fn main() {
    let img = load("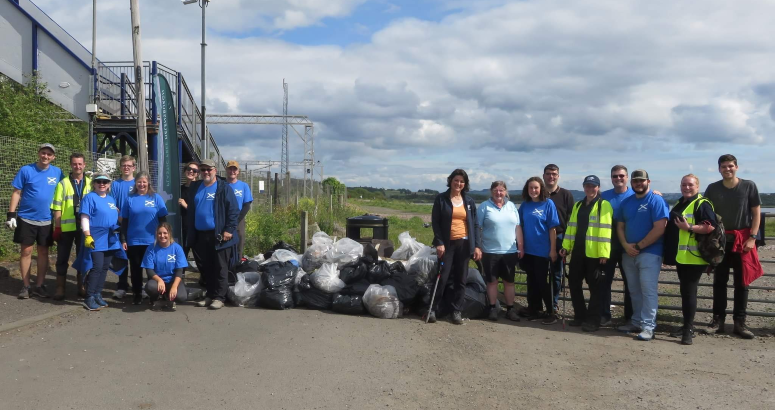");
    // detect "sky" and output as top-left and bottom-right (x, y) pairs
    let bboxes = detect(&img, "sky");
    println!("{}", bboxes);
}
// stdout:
(32, 0), (775, 193)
